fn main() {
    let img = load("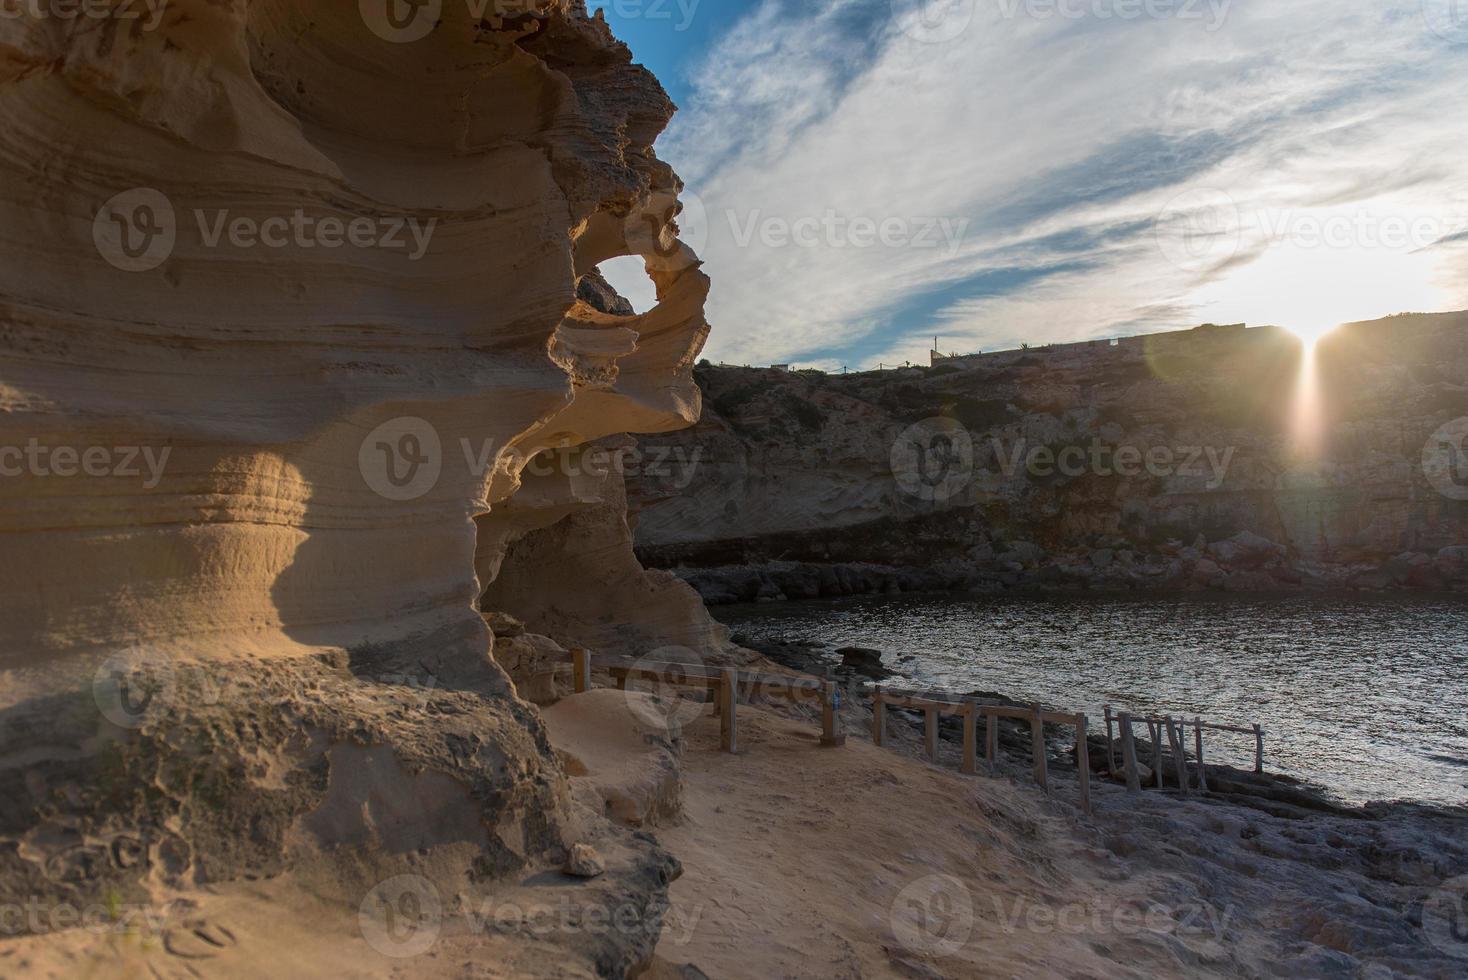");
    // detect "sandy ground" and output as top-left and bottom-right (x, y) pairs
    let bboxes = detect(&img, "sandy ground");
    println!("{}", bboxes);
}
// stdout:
(7, 689), (1464, 979)
(548, 697), (1243, 980)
